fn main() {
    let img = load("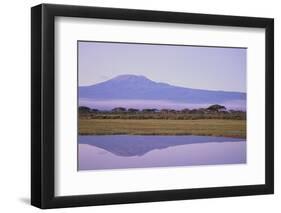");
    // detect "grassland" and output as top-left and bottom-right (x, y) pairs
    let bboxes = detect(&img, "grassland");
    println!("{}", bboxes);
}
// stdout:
(79, 119), (246, 138)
